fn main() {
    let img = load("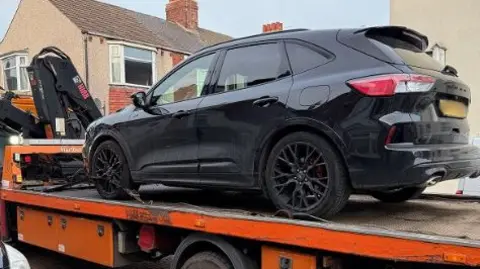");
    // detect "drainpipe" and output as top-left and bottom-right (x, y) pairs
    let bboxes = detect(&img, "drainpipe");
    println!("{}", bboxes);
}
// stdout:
(82, 32), (90, 88)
